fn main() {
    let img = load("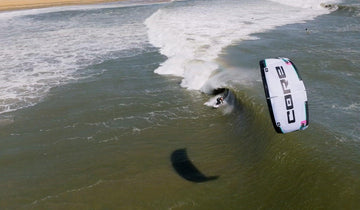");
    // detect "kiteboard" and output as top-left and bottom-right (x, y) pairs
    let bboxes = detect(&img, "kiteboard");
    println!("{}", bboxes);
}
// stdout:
(259, 57), (309, 134)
